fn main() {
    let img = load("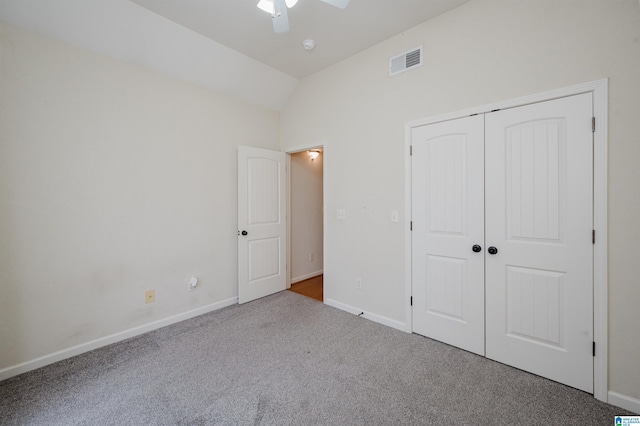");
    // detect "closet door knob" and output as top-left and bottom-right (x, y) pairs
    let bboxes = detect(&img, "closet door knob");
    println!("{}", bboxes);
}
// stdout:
(488, 246), (498, 255)
(472, 245), (482, 253)
(240, 230), (248, 236)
